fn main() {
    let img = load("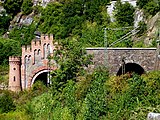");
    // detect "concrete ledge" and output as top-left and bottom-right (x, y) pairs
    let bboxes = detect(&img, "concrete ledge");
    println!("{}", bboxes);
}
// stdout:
(86, 47), (157, 50)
